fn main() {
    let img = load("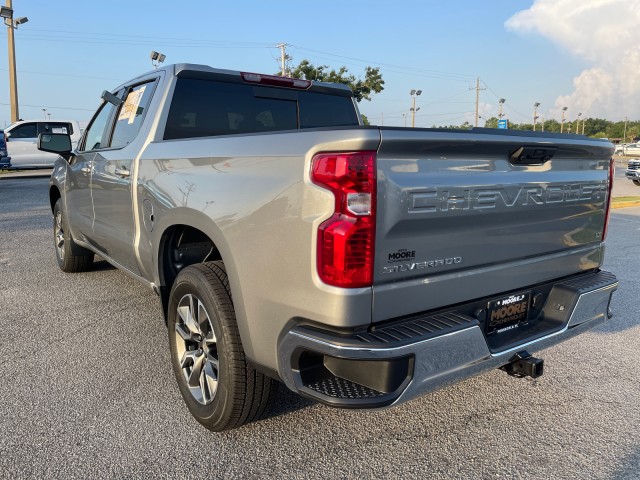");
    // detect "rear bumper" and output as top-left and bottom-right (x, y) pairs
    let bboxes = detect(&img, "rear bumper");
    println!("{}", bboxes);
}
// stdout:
(277, 270), (618, 408)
